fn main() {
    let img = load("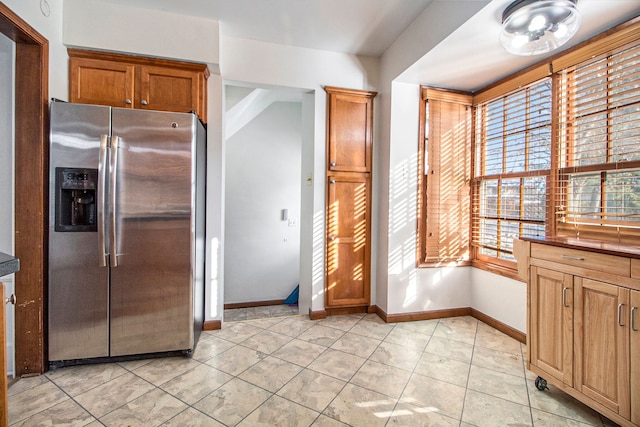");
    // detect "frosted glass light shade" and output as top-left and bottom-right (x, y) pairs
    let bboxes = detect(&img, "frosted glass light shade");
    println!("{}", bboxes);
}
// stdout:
(500, 0), (581, 56)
